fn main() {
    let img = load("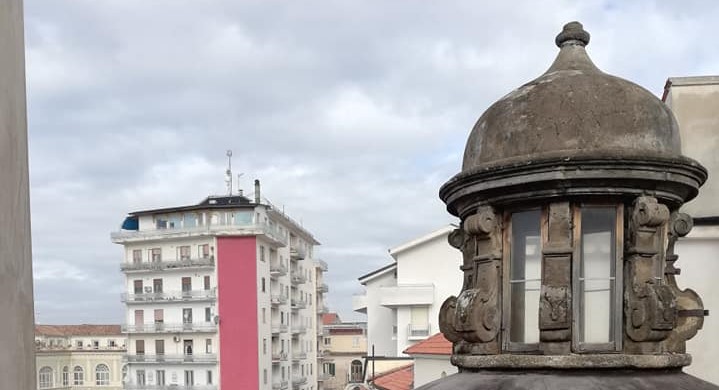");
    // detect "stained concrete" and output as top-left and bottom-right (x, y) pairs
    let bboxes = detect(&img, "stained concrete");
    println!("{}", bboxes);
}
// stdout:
(0, 0), (36, 389)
